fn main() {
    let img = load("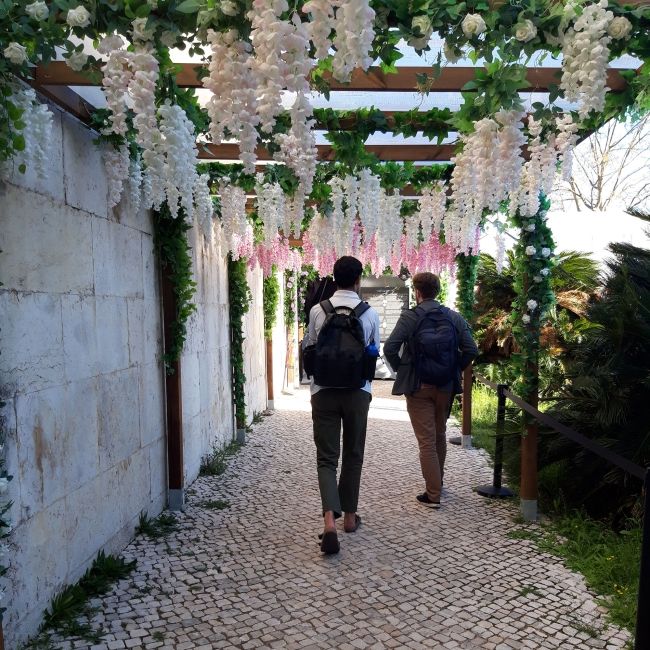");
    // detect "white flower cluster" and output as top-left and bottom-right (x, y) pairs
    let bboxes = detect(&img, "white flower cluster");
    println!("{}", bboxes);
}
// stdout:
(331, 0), (376, 82)
(559, 0), (629, 118)
(418, 182), (447, 238)
(555, 114), (579, 180)
(219, 181), (252, 259)
(3, 87), (53, 179)
(495, 227), (506, 274)
(256, 176), (286, 242)
(204, 30), (260, 173)
(303, 0), (335, 59)
(129, 45), (159, 160)
(357, 168), (382, 240)
(194, 174), (214, 241)
(104, 143), (131, 208)
(150, 102), (200, 218)
(375, 189), (403, 265)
